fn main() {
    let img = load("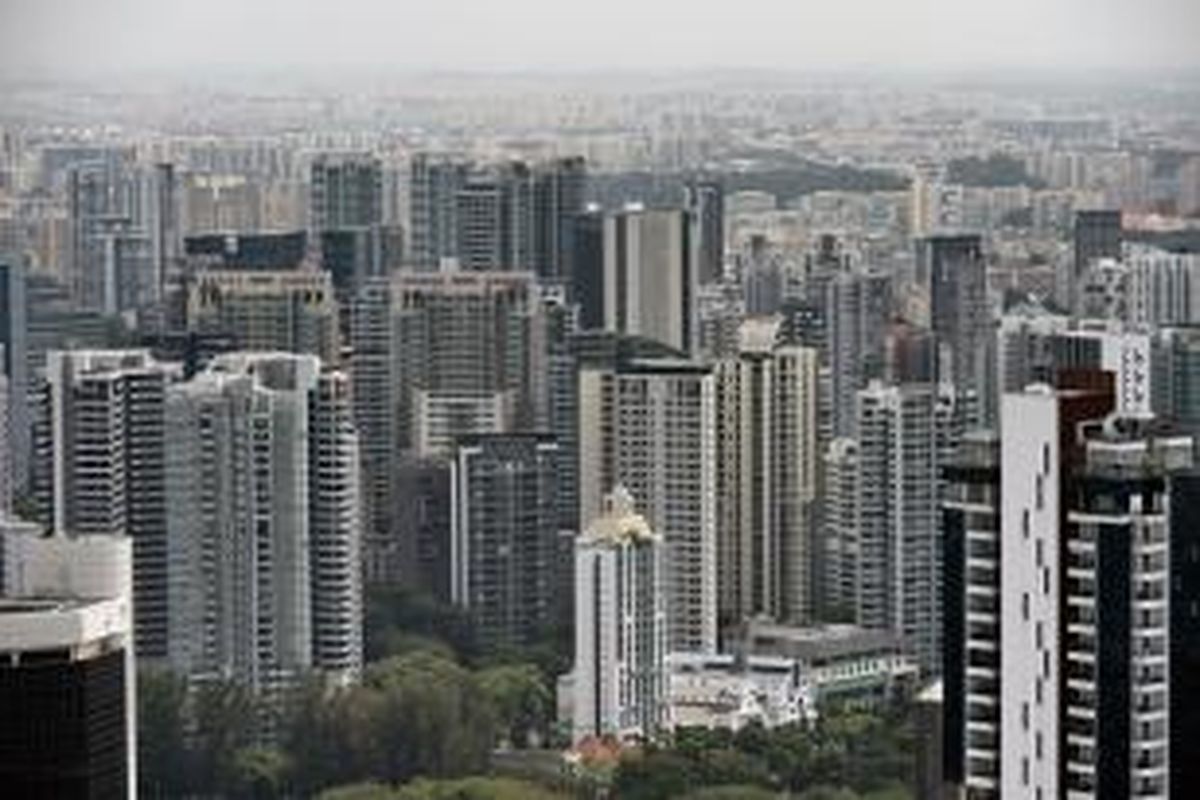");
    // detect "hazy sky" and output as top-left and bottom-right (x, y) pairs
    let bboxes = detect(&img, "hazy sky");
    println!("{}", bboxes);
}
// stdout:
(1, 0), (1198, 79)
